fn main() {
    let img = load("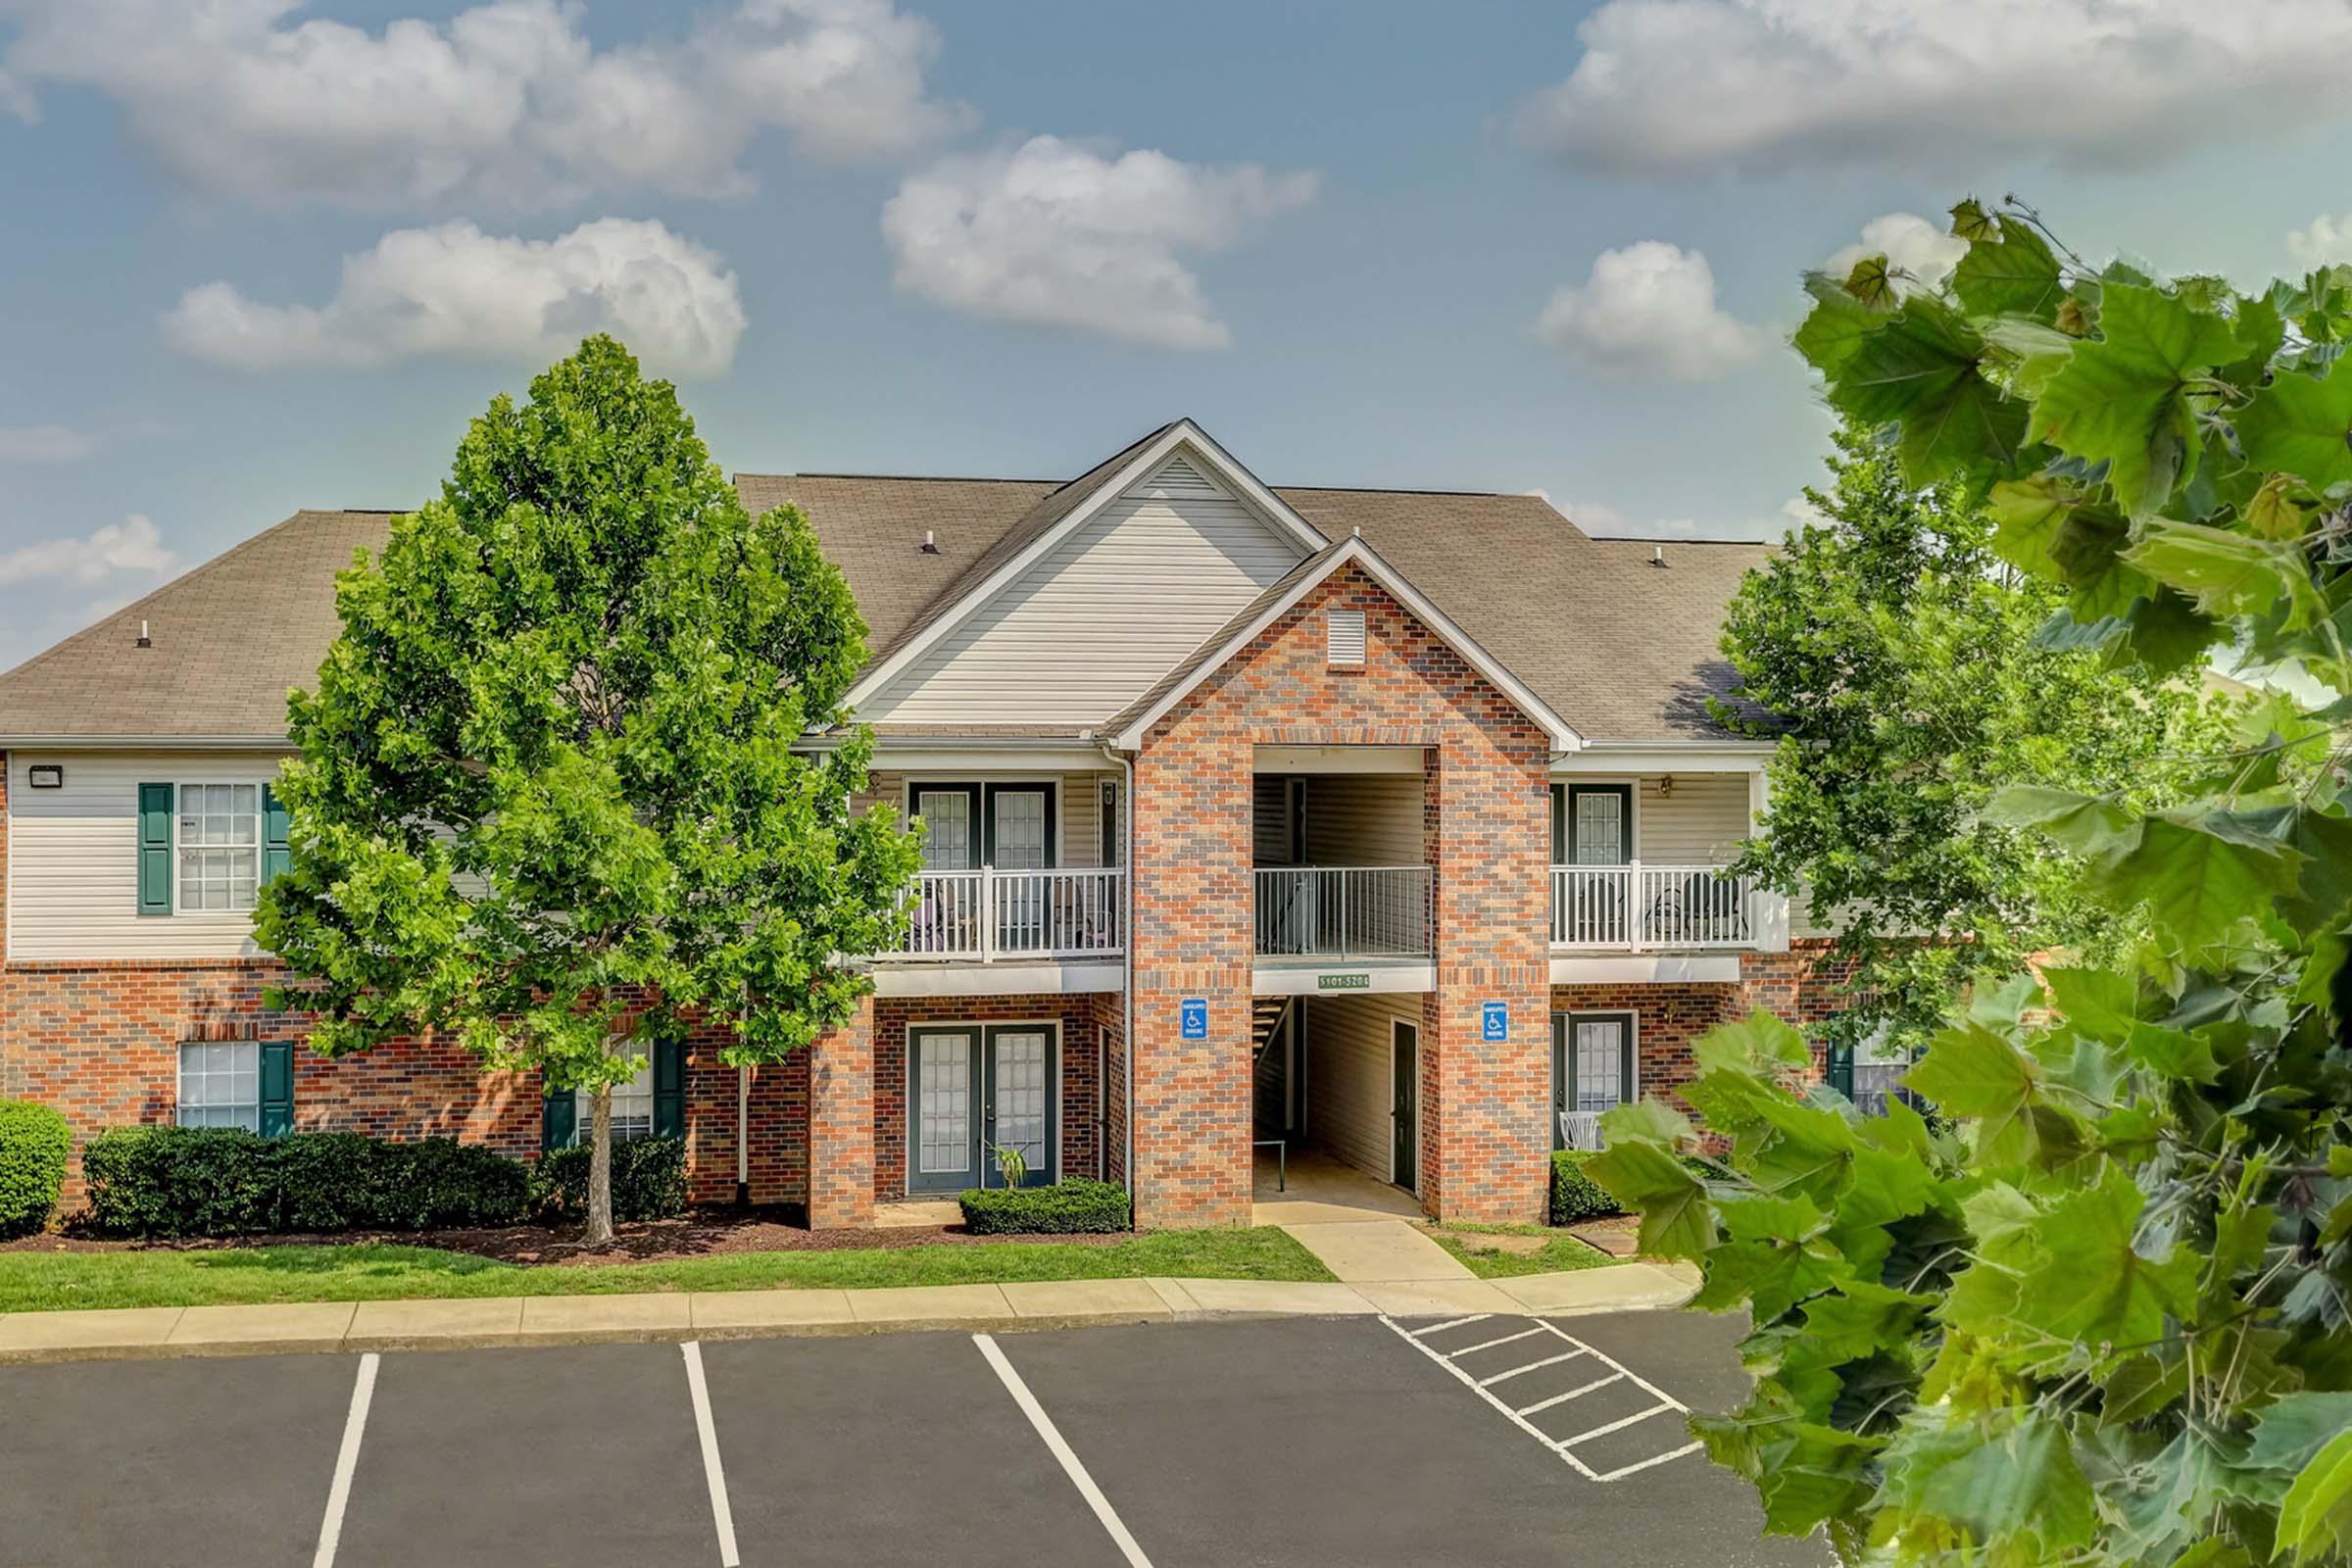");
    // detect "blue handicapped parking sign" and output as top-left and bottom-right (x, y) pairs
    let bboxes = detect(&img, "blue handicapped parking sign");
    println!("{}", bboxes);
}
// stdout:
(1181, 999), (1208, 1040)
(1482, 1001), (1509, 1042)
